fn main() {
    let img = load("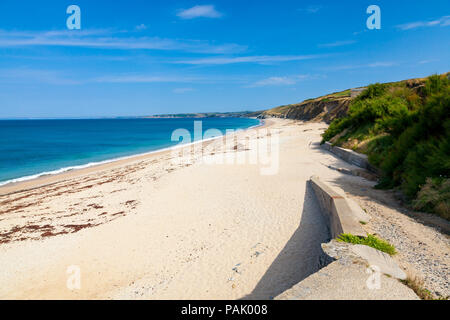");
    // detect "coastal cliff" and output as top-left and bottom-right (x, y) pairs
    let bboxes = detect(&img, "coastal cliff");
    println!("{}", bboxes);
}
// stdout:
(258, 75), (446, 123)
(259, 91), (352, 124)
